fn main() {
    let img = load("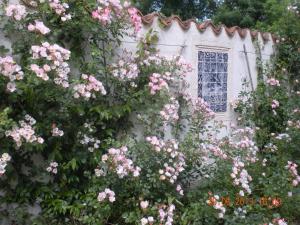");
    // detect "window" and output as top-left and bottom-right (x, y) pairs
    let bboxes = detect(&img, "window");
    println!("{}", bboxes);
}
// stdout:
(198, 50), (228, 112)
